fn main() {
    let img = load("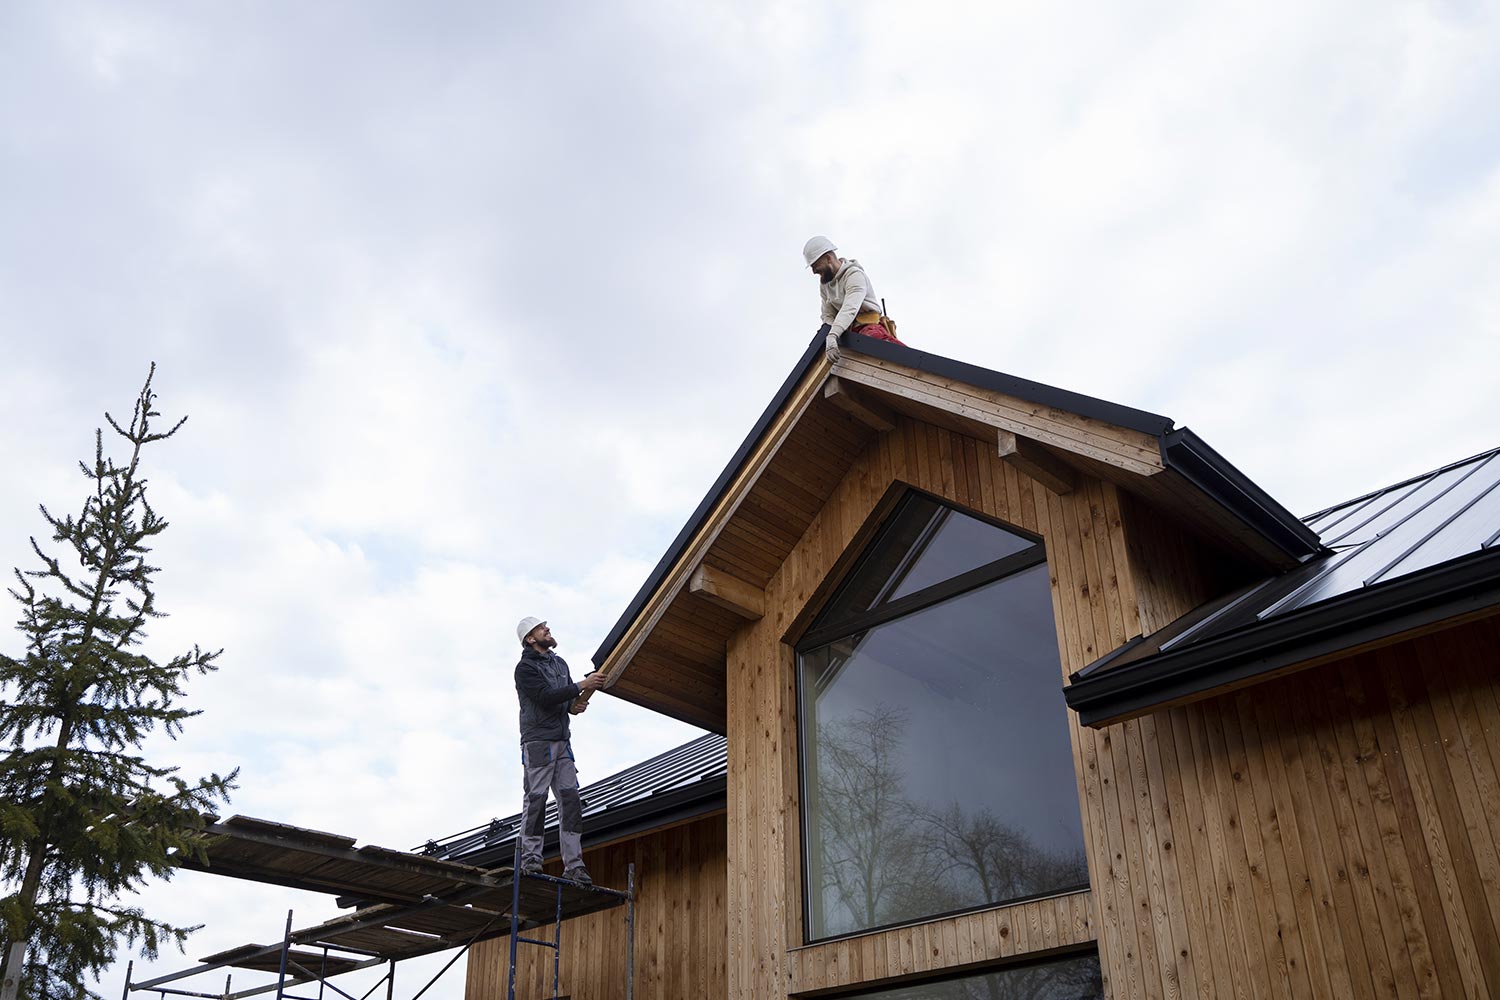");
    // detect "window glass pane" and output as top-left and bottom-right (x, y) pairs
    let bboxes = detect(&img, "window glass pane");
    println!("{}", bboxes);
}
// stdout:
(844, 954), (1104, 998)
(801, 563), (1089, 940)
(817, 494), (1036, 627)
